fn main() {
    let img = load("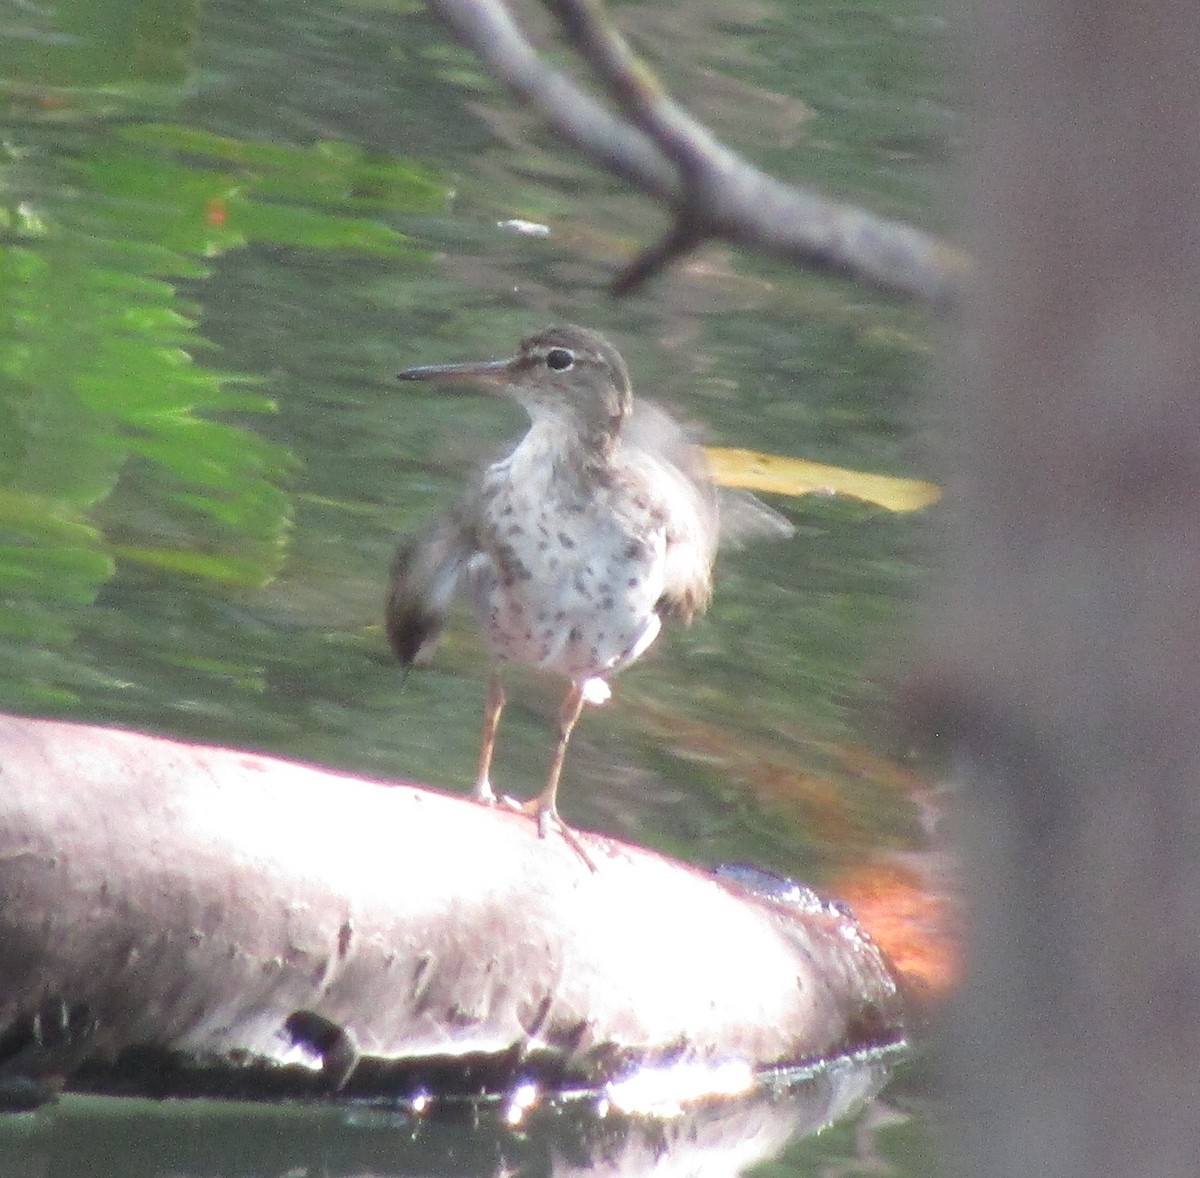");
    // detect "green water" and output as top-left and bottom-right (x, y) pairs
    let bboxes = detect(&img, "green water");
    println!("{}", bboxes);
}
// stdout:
(0, 0), (949, 1171)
